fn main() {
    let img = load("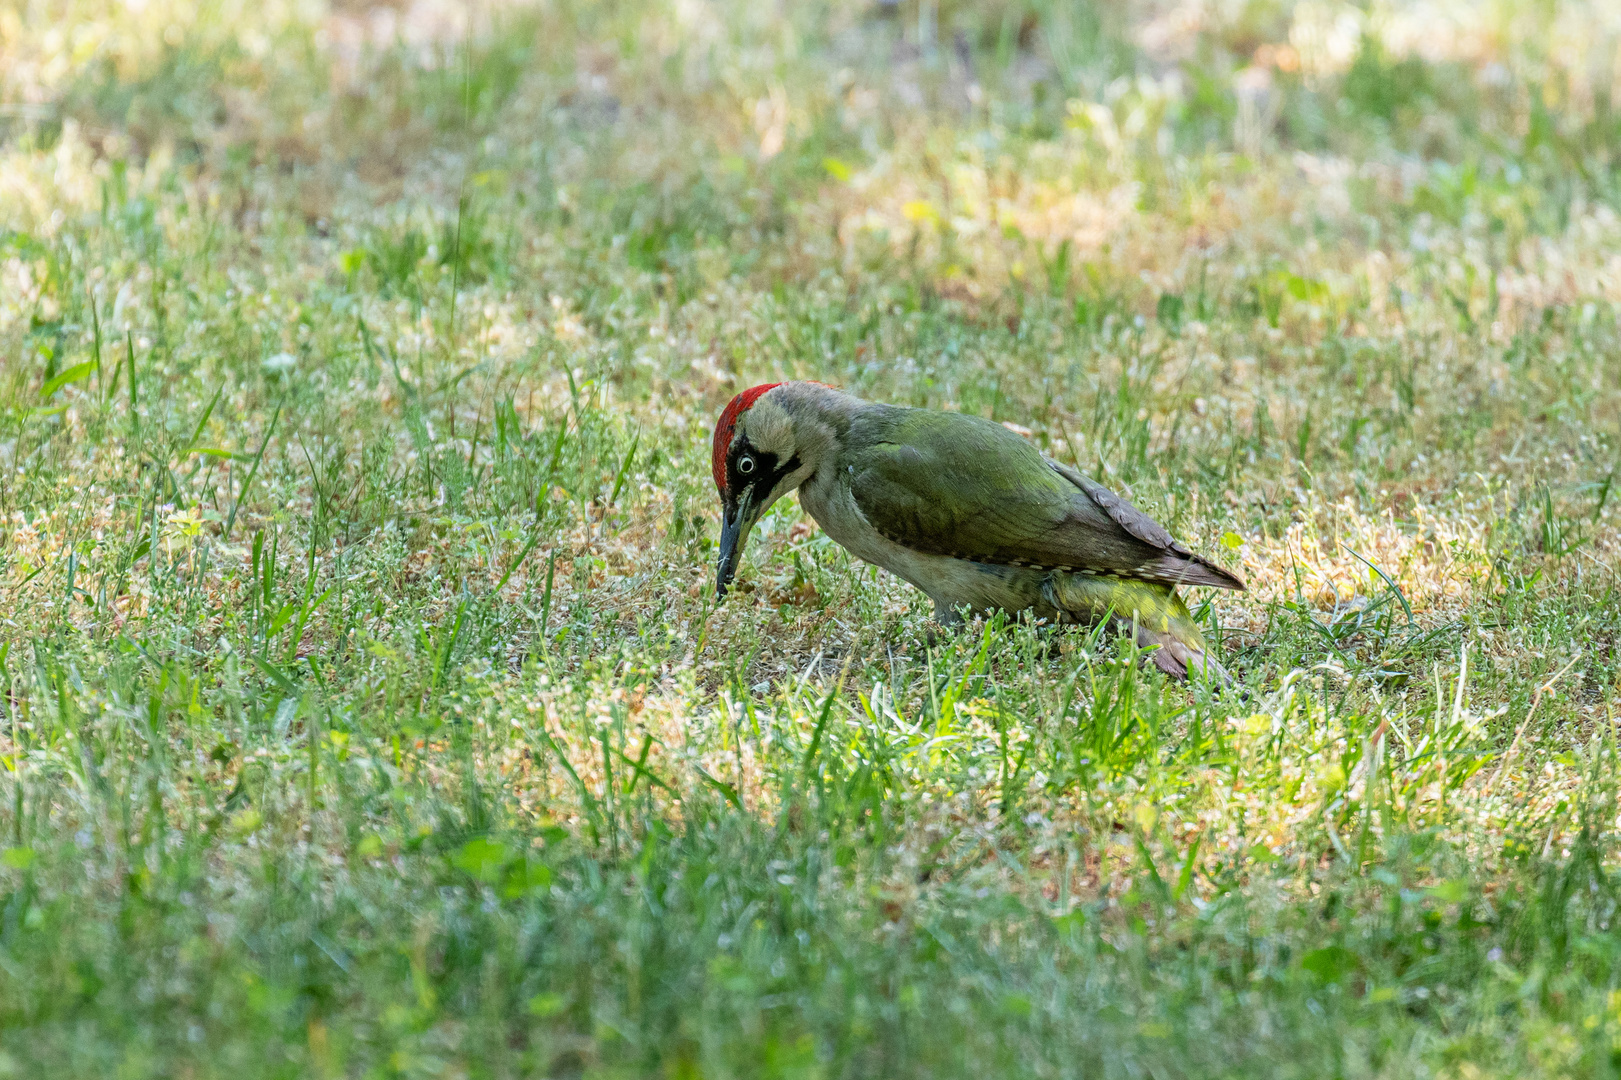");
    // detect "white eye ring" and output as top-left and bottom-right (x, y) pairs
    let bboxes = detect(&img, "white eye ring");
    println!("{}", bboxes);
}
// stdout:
(738, 455), (756, 475)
